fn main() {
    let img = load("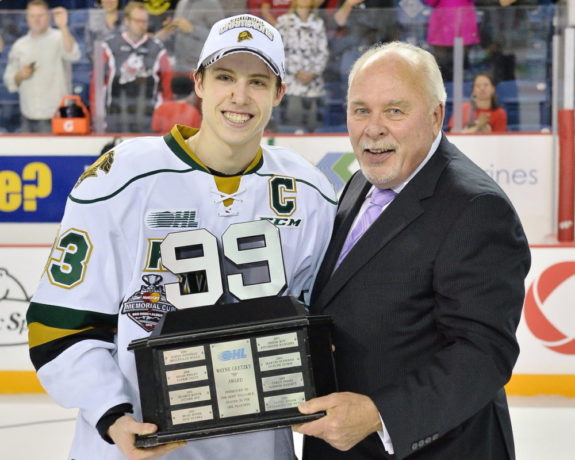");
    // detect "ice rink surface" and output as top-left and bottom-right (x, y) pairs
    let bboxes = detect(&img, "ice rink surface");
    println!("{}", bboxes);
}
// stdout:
(0, 394), (574, 459)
